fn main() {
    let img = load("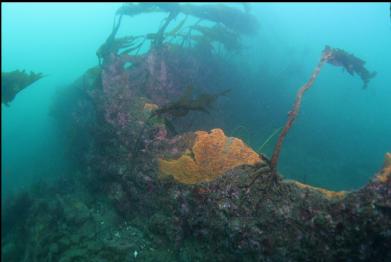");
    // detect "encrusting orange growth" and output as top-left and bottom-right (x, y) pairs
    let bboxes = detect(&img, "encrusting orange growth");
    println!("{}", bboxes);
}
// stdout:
(290, 181), (346, 199)
(159, 128), (263, 184)
(288, 152), (391, 198)
(375, 152), (391, 183)
(143, 102), (159, 112)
